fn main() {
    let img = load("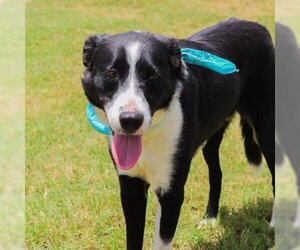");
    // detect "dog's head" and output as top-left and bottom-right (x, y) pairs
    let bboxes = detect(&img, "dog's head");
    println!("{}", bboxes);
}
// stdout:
(81, 31), (185, 169)
(81, 32), (185, 134)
